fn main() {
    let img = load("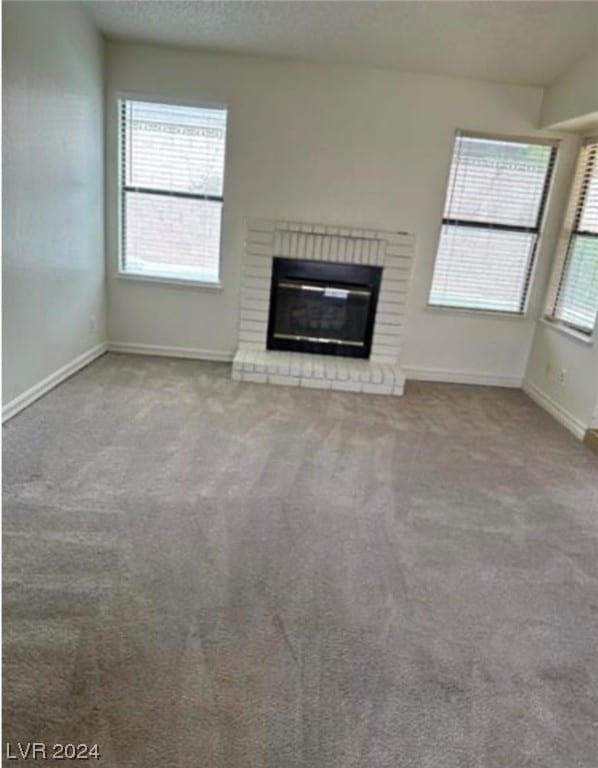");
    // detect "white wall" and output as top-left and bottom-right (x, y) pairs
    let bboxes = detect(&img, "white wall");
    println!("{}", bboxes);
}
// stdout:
(105, 42), (577, 383)
(540, 45), (598, 129)
(526, 40), (598, 437)
(2, 1), (106, 407)
(524, 120), (598, 437)
(525, 323), (598, 437)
